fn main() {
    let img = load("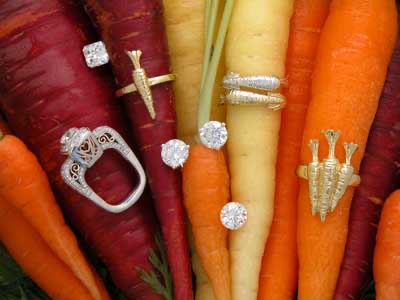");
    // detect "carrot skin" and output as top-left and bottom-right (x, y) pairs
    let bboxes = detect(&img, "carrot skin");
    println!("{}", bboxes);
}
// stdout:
(0, 135), (109, 300)
(0, 1), (161, 299)
(334, 22), (400, 300)
(182, 144), (230, 300)
(82, 2), (193, 299)
(297, 0), (398, 299)
(258, 1), (330, 299)
(0, 197), (94, 300)
(373, 190), (400, 300)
